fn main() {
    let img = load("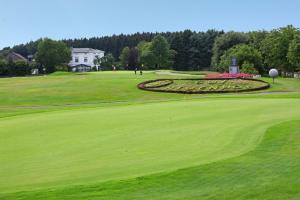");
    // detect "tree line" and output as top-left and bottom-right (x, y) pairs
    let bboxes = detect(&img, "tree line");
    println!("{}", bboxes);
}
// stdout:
(3, 30), (223, 72)
(1, 25), (300, 76)
(212, 25), (300, 74)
